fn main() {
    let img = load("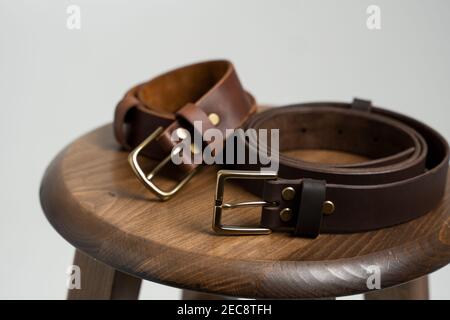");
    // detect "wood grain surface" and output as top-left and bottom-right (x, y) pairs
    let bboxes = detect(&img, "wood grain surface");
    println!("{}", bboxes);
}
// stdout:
(364, 276), (429, 300)
(40, 124), (450, 299)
